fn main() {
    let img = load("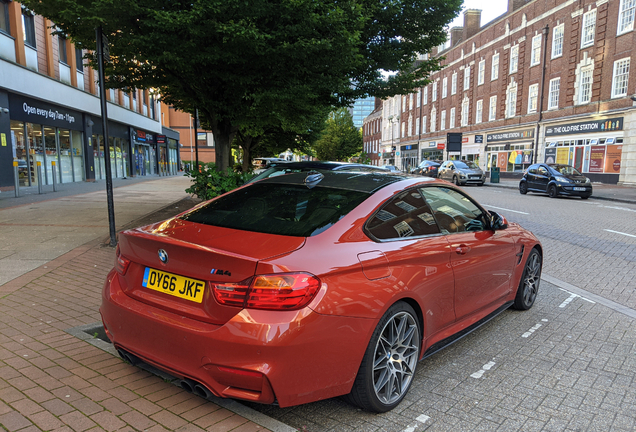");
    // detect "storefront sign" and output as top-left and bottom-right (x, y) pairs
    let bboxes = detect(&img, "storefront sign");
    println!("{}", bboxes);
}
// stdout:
(556, 147), (569, 165)
(487, 129), (534, 142)
(475, 135), (483, 143)
(136, 130), (147, 142)
(589, 146), (605, 173)
(544, 148), (556, 164)
(462, 137), (469, 143)
(429, 142), (436, 147)
(156, 135), (166, 144)
(400, 144), (416, 151)
(604, 145), (622, 173)
(8, 94), (83, 130)
(437, 143), (445, 150)
(545, 118), (623, 136)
